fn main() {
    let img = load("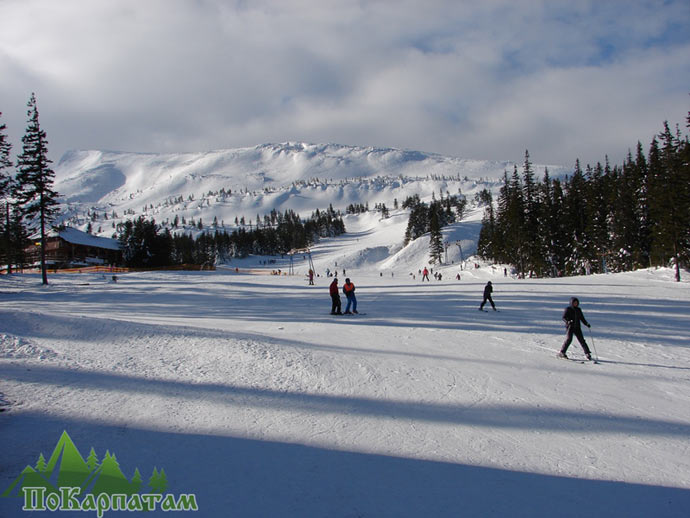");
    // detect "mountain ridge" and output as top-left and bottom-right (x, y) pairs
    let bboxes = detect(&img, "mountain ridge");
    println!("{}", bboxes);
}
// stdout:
(52, 142), (568, 267)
